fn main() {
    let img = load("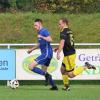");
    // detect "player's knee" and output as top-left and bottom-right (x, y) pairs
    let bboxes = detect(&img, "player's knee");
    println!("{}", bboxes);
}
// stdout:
(60, 67), (66, 74)
(28, 61), (37, 70)
(28, 64), (34, 70)
(67, 72), (75, 78)
(68, 75), (74, 78)
(68, 74), (74, 78)
(60, 68), (64, 74)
